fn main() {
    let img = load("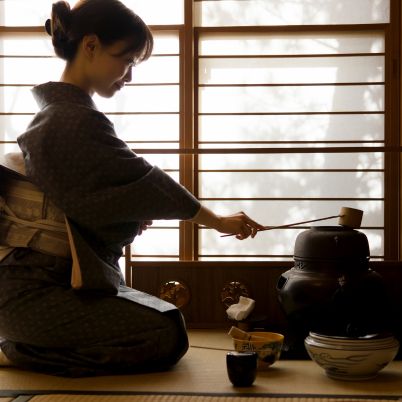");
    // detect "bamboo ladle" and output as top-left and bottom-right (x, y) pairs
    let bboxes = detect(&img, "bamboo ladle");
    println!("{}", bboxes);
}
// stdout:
(221, 207), (363, 237)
